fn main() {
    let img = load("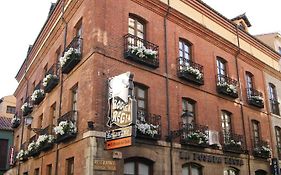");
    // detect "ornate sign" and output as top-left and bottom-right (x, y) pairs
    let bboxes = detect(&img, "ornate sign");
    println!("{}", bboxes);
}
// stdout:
(93, 160), (116, 171)
(106, 126), (133, 141)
